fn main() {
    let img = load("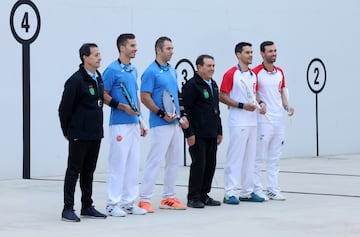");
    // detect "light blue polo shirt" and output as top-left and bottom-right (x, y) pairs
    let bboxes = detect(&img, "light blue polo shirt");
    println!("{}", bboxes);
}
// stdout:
(103, 60), (139, 125)
(140, 61), (180, 128)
